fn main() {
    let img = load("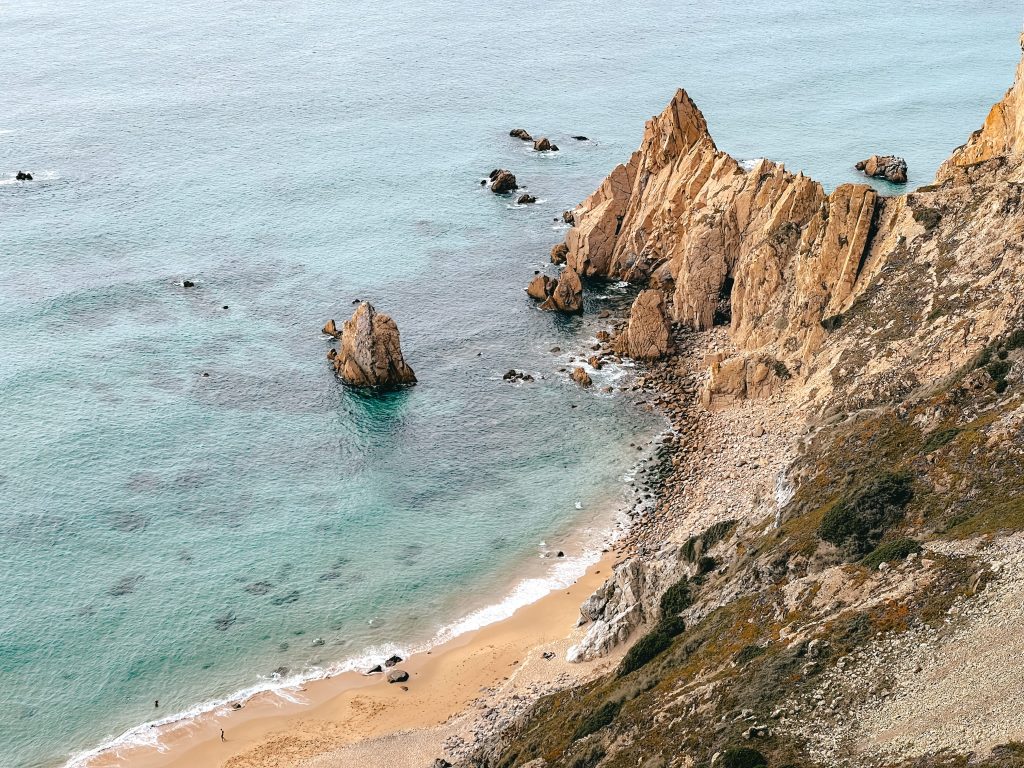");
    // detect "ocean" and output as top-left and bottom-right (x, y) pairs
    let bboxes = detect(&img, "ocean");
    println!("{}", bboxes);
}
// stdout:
(1, 1), (1020, 766)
